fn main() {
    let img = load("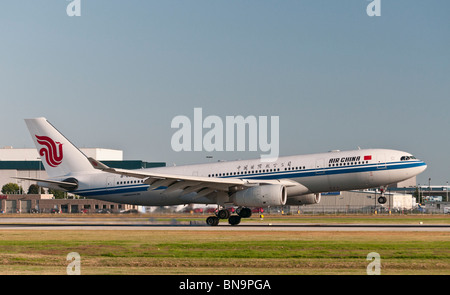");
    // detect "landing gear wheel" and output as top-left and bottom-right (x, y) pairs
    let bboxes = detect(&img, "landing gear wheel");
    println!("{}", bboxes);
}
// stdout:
(378, 196), (387, 204)
(228, 215), (241, 226)
(206, 216), (219, 226)
(237, 207), (252, 218)
(217, 209), (230, 219)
